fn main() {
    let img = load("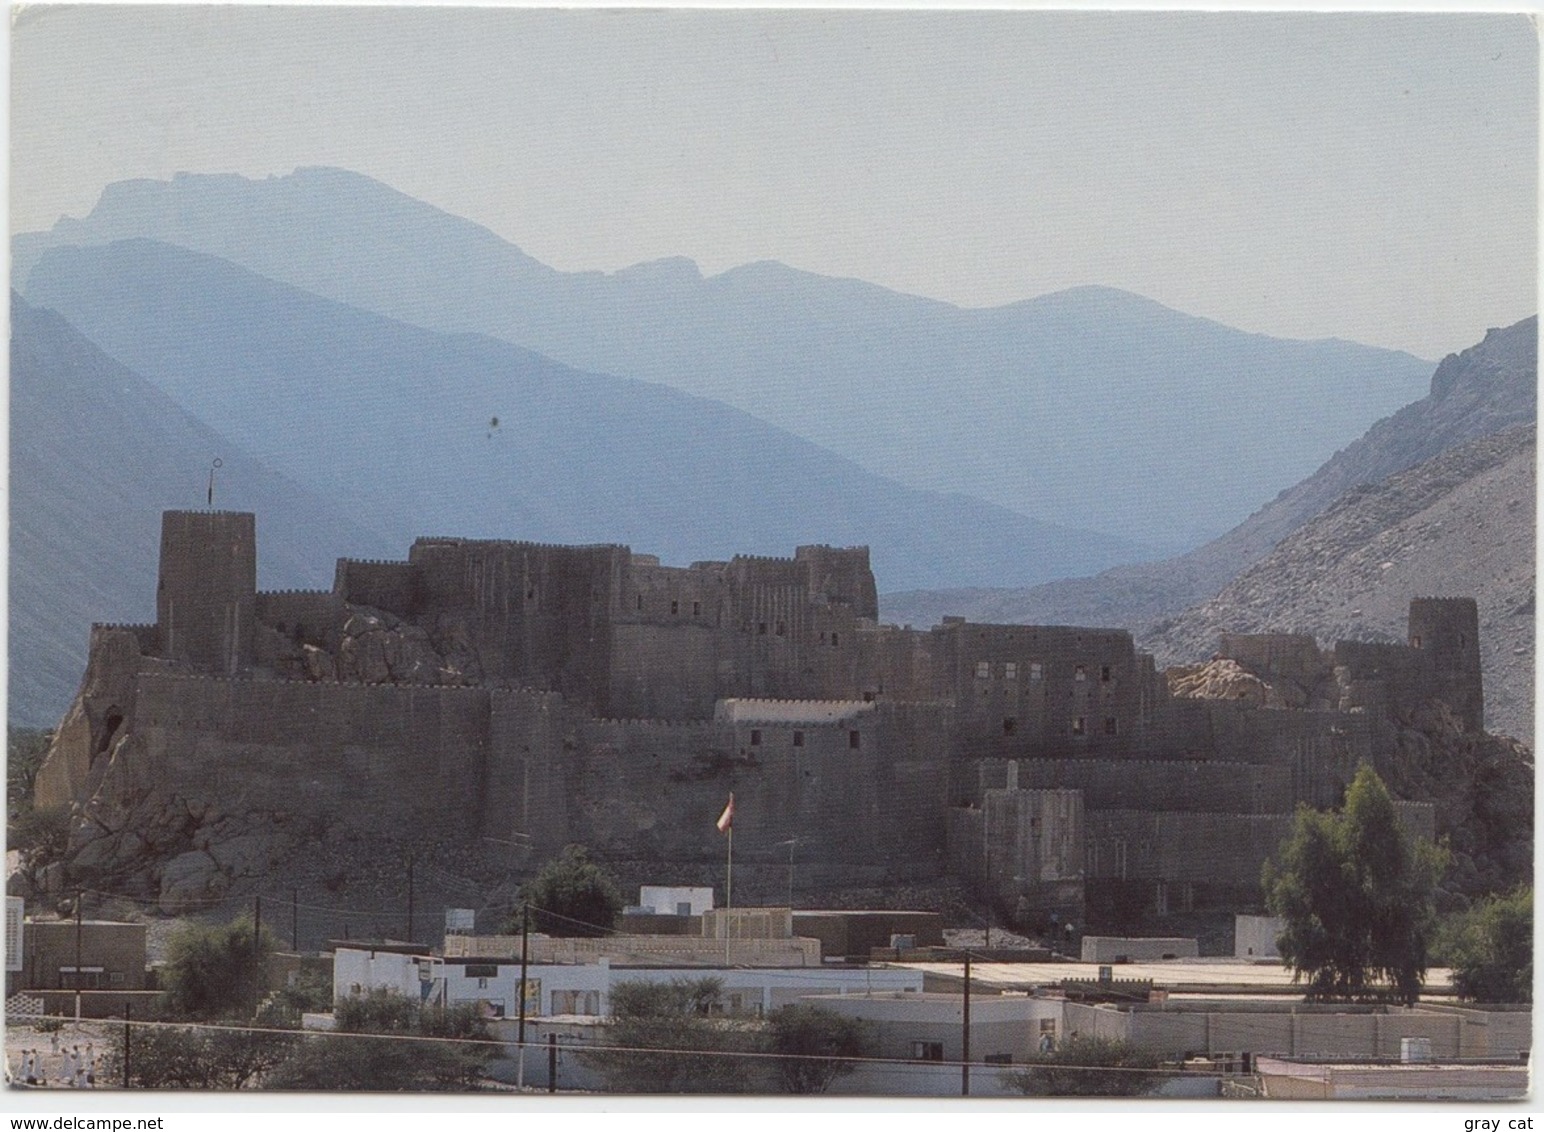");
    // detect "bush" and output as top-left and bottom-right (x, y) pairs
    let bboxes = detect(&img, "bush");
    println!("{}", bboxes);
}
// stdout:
(584, 977), (768, 1094)
(161, 916), (278, 1020)
(1003, 1035), (1161, 1097)
(265, 990), (492, 1091)
(767, 1003), (872, 1094)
